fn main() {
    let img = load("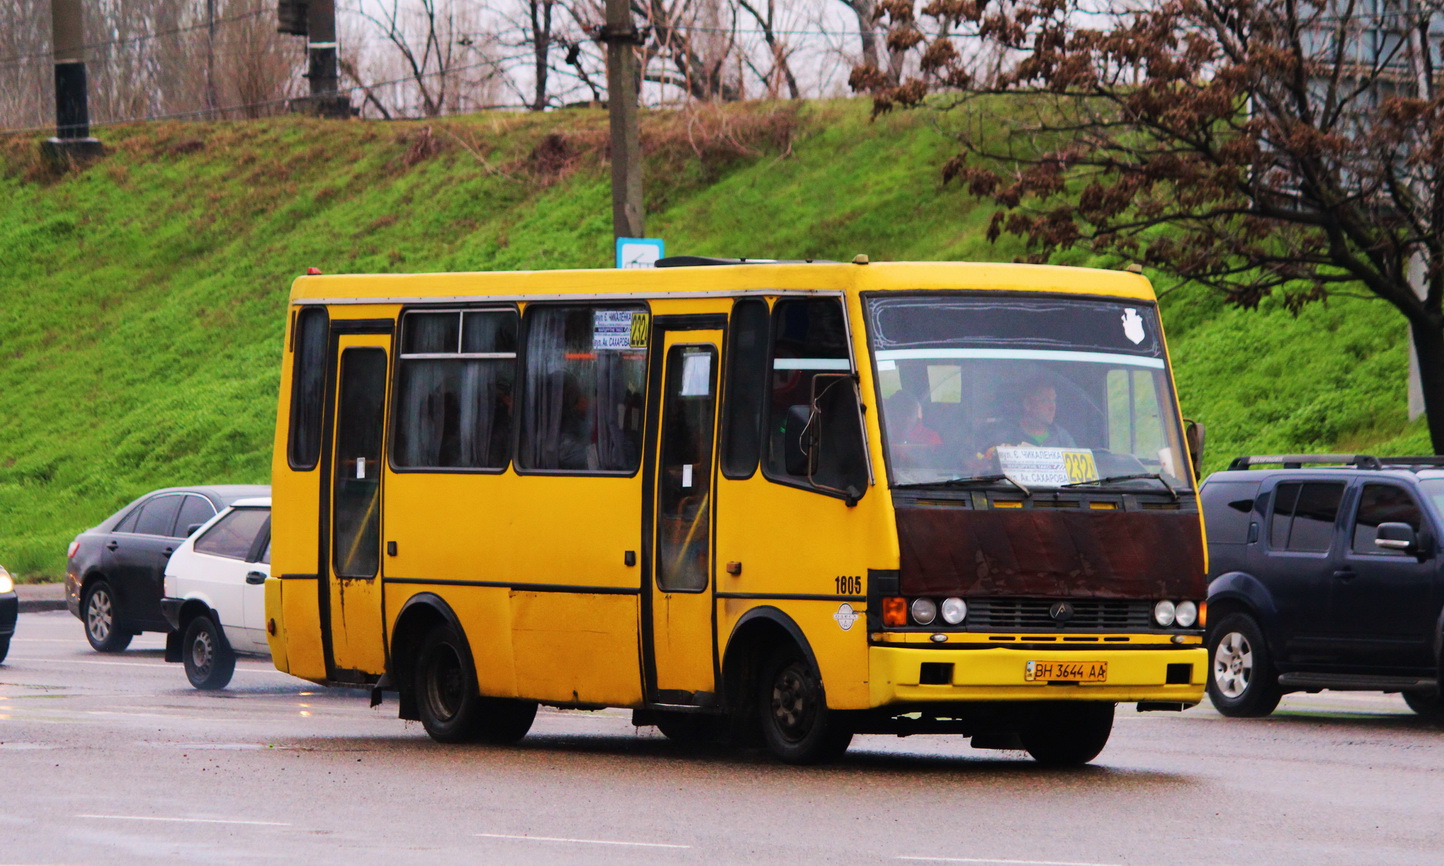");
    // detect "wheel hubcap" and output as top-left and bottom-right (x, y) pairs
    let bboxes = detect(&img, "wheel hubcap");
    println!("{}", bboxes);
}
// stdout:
(424, 646), (464, 722)
(770, 663), (816, 742)
(1213, 631), (1253, 699)
(86, 591), (112, 641)
(191, 630), (213, 676)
